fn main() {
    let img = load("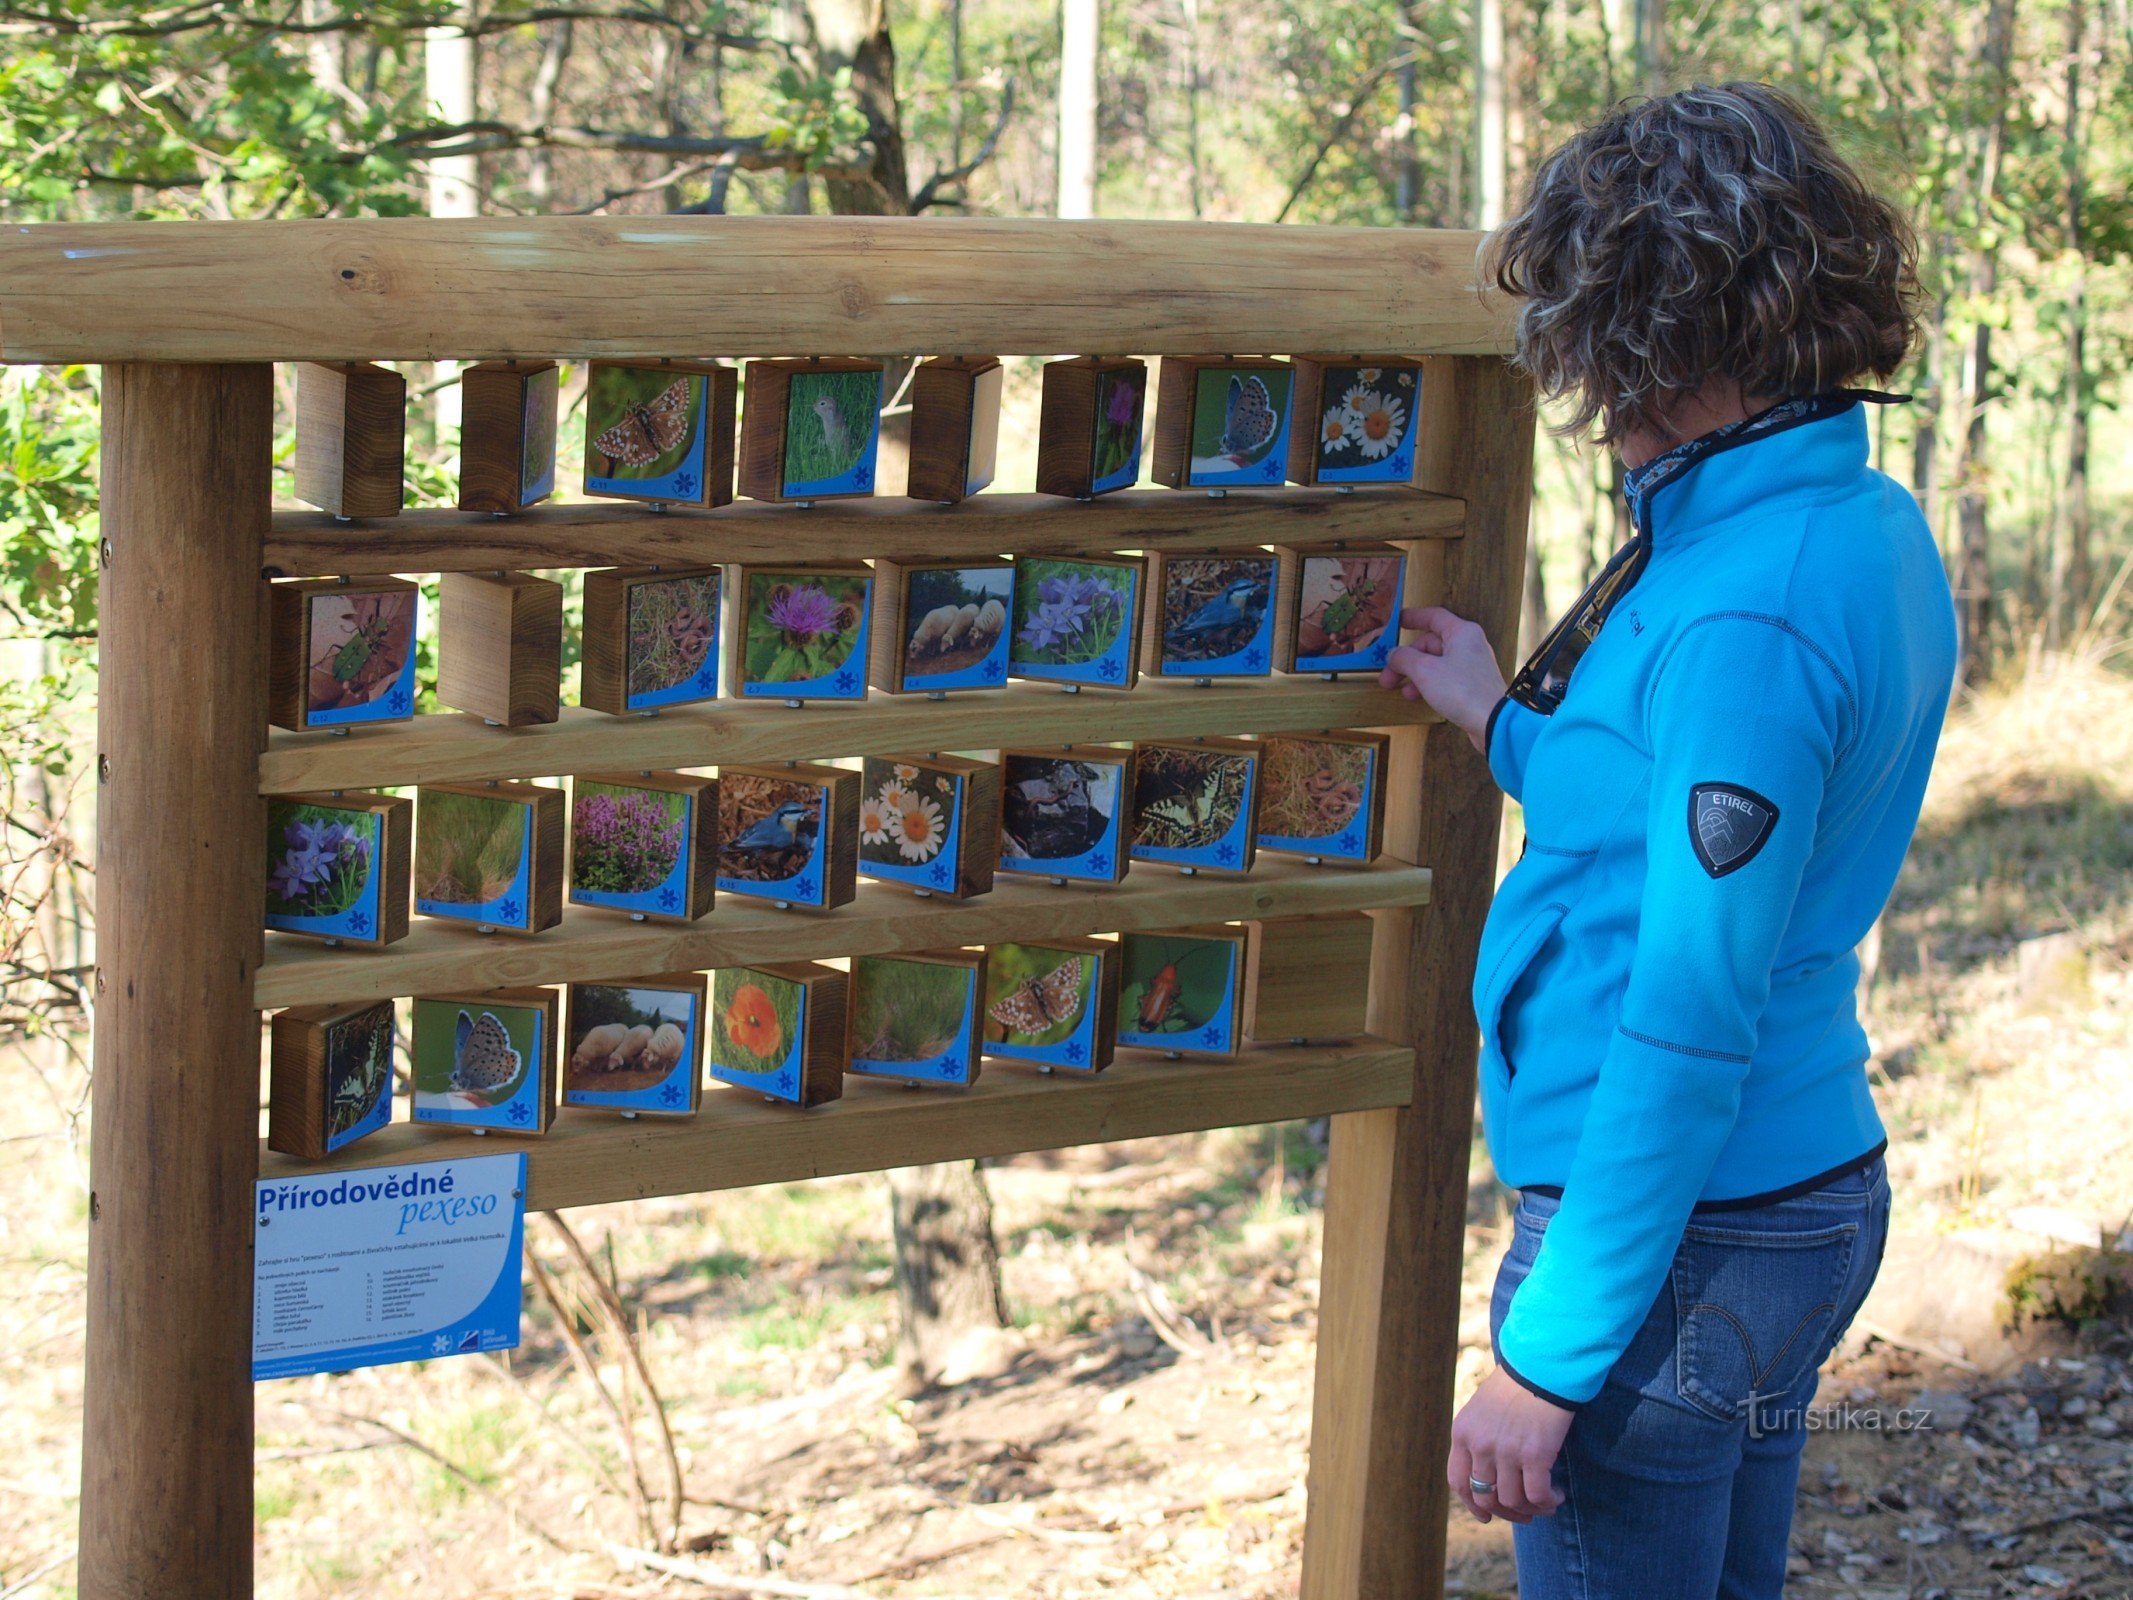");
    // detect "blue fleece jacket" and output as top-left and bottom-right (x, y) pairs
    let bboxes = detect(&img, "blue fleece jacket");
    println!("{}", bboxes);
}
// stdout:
(1479, 401), (1956, 1408)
